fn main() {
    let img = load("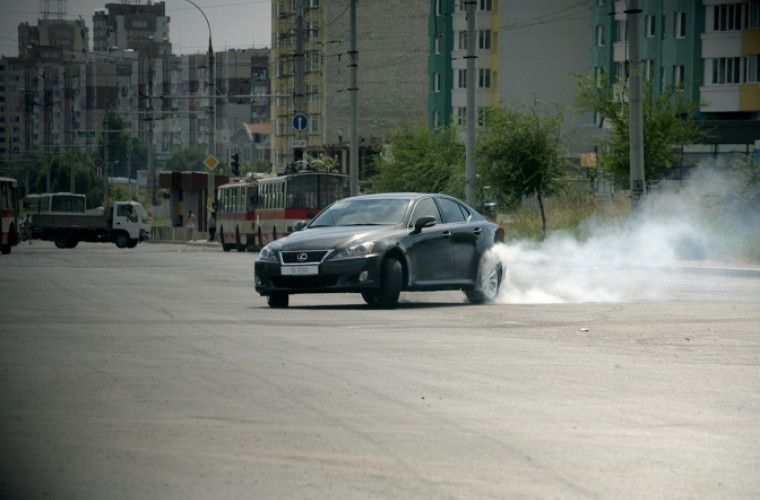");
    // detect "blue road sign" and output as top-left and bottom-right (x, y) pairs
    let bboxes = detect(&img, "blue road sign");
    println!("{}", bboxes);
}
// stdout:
(293, 113), (309, 131)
